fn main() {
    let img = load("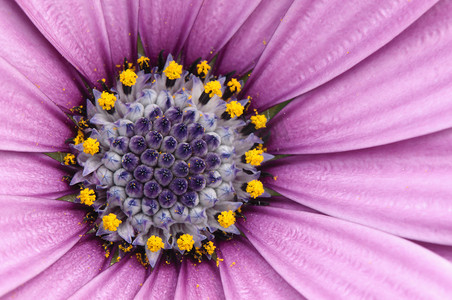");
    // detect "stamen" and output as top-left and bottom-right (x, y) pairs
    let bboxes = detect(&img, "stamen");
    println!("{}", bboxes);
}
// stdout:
(147, 235), (164, 252)
(196, 60), (210, 78)
(177, 234), (194, 251)
(77, 188), (96, 206)
(227, 78), (241, 93)
(217, 210), (236, 228)
(203, 241), (216, 255)
(245, 148), (264, 166)
(225, 101), (244, 118)
(246, 180), (264, 199)
(137, 56), (150, 68)
(82, 138), (99, 155)
(250, 110), (267, 129)
(204, 81), (222, 98)
(119, 69), (138, 87)
(163, 61), (183, 80)
(74, 130), (84, 145)
(63, 153), (76, 165)
(98, 91), (117, 110)
(102, 213), (122, 231)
